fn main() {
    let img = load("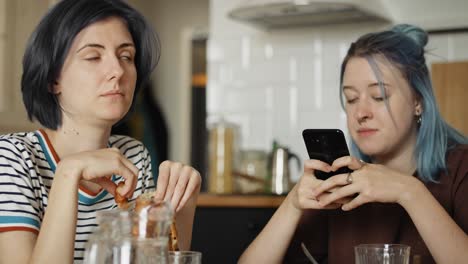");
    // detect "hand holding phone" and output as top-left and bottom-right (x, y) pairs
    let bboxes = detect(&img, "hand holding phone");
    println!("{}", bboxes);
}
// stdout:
(302, 129), (353, 180)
